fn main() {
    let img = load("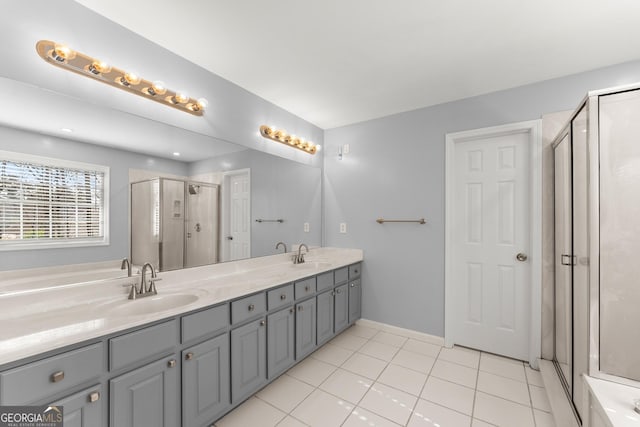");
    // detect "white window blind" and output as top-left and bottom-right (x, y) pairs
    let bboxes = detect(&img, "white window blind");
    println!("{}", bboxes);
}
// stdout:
(0, 152), (109, 249)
